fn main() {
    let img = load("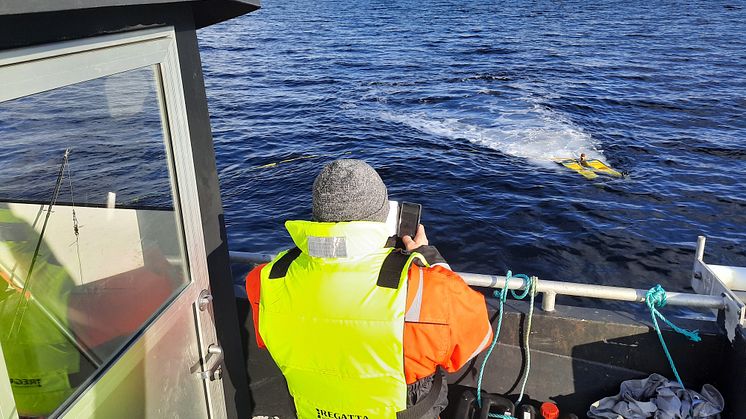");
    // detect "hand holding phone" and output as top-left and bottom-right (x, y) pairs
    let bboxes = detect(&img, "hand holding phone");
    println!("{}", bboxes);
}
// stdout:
(402, 224), (428, 252)
(397, 202), (422, 239)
